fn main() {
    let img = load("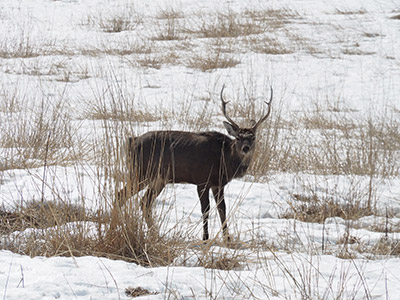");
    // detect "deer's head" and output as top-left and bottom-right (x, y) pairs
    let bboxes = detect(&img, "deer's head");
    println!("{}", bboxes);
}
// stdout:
(220, 85), (273, 157)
